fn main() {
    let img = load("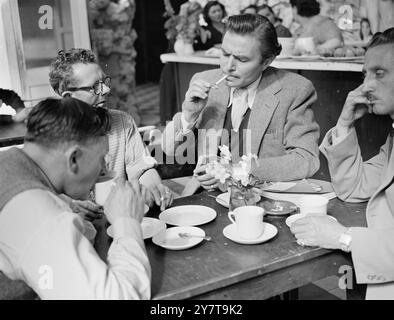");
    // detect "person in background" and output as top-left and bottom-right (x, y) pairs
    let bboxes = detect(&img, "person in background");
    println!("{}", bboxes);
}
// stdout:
(0, 89), (31, 123)
(163, 14), (320, 194)
(359, 18), (373, 45)
(49, 49), (173, 218)
(290, 0), (343, 52)
(291, 28), (394, 300)
(0, 97), (150, 299)
(241, 5), (258, 15)
(195, 1), (227, 51)
(258, 4), (292, 38)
